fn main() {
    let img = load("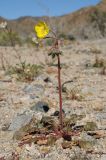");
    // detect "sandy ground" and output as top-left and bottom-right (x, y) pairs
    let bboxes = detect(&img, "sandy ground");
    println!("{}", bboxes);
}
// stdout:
(0, 39), (106, 160)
